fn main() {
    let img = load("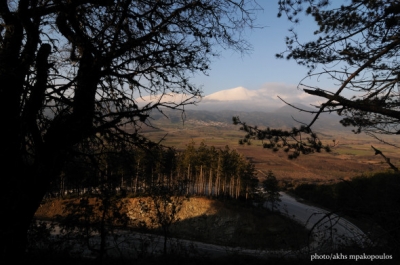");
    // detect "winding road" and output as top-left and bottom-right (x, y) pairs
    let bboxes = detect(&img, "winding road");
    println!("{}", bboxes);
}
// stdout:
(276, 193), (369, 250)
